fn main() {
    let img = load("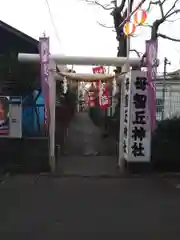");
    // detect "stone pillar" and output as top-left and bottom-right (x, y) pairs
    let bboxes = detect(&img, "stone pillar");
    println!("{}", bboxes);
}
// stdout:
(119, 70), (151, 171)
